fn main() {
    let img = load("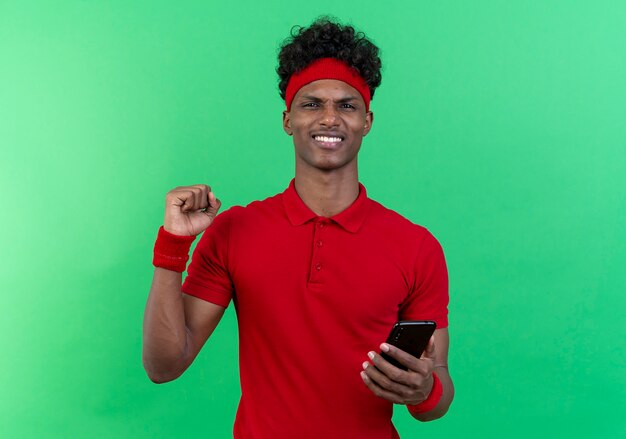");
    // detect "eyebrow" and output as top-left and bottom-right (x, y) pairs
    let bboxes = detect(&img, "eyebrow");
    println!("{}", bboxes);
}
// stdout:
(299, 94), (359, 103)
